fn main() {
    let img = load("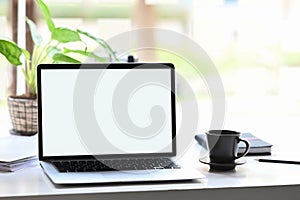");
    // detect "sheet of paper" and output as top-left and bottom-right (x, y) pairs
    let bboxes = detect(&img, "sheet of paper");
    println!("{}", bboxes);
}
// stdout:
(0, 135), (37, 162)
